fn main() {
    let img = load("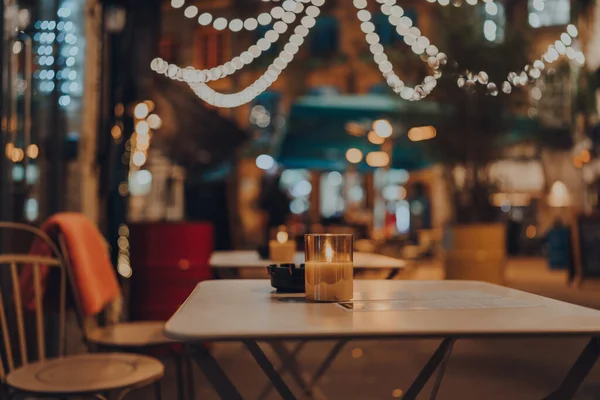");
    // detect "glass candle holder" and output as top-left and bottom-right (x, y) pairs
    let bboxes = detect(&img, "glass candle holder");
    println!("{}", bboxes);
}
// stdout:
(269, 226), (296, 263)
(305, 234), (353, 302)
